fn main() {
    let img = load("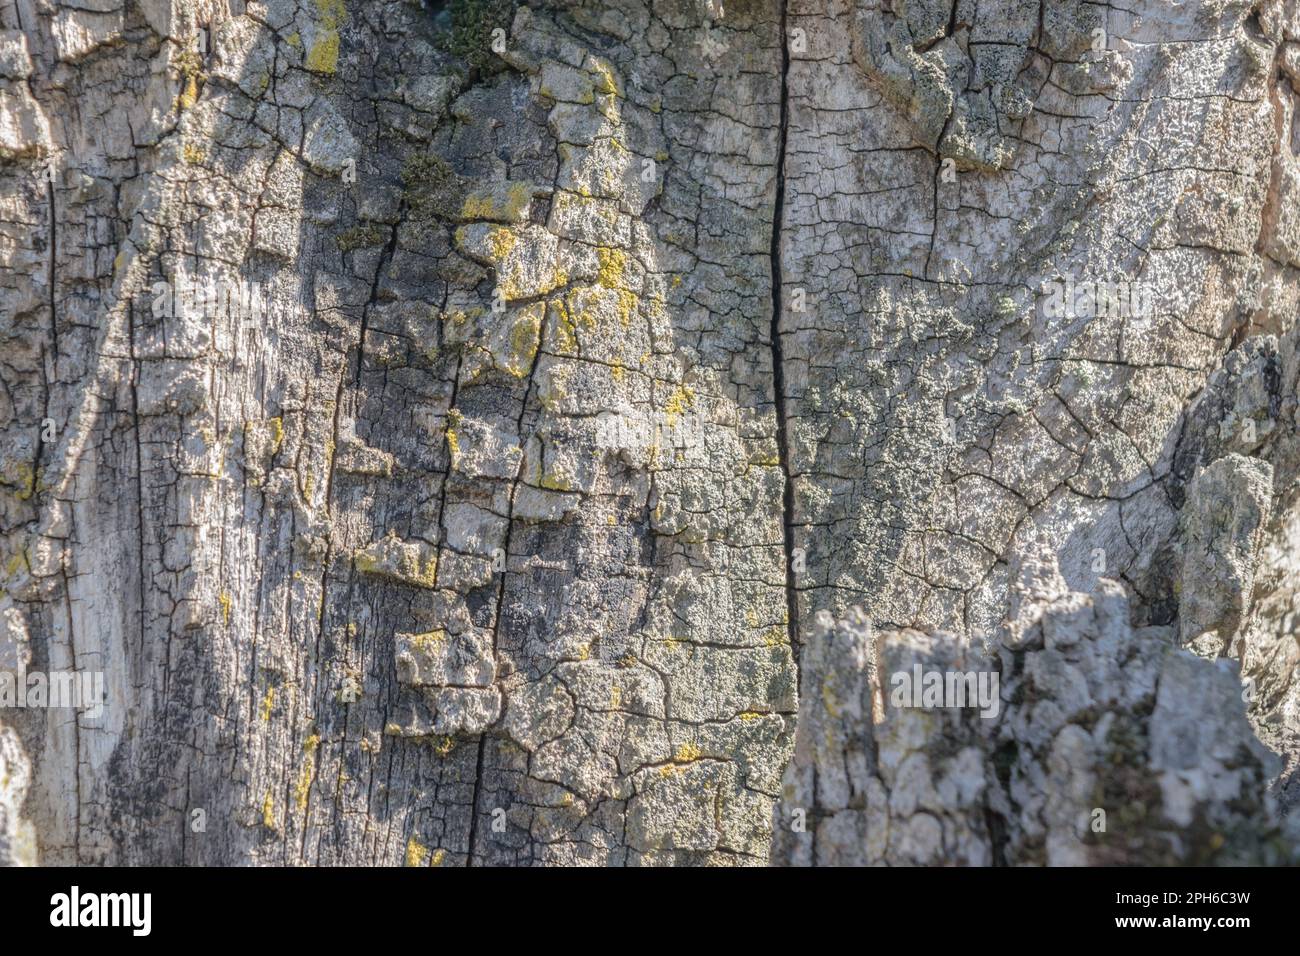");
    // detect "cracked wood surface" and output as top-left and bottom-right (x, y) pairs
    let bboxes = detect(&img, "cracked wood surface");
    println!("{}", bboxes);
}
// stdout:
(1, 0), (1299, 866)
